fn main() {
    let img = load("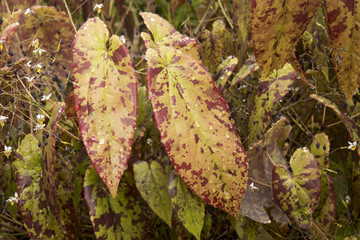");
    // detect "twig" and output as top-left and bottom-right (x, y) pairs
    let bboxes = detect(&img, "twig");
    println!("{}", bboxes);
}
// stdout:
(63, 0), (77, 32)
